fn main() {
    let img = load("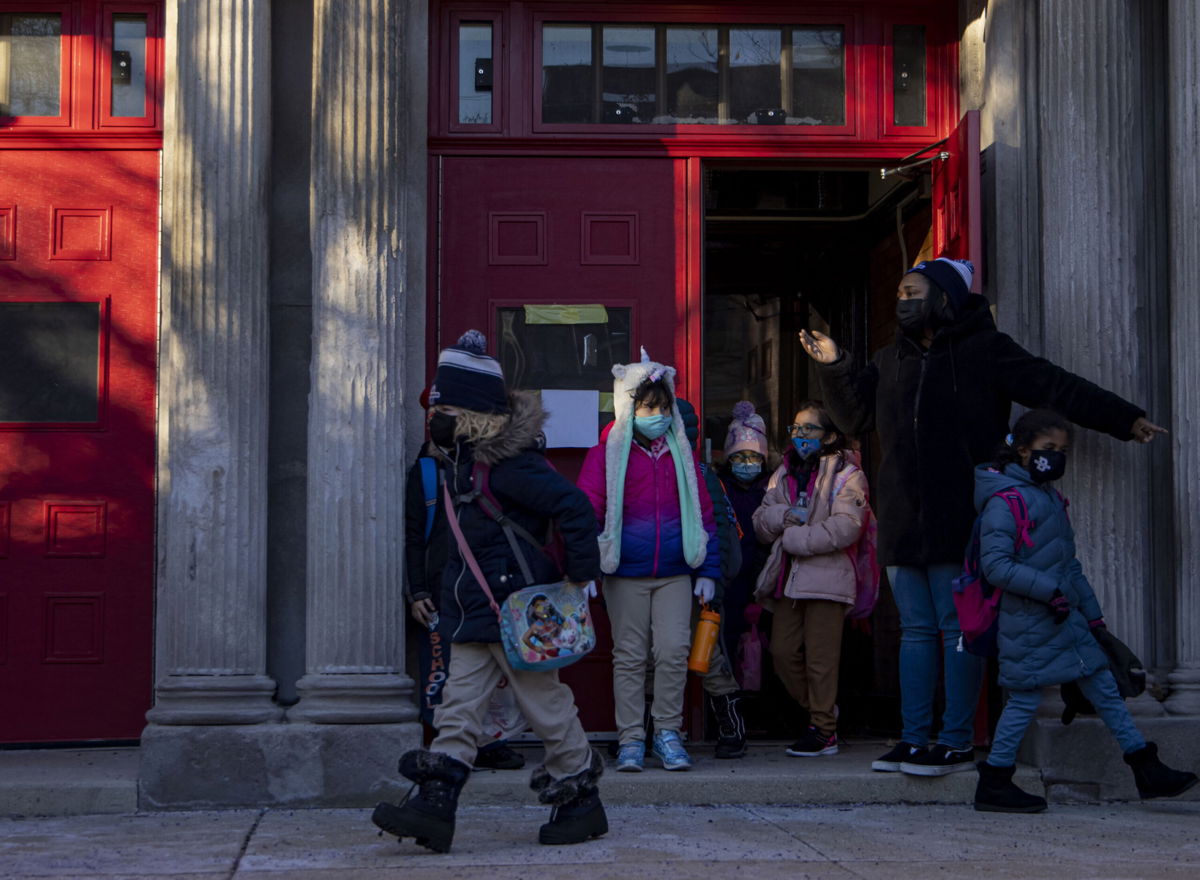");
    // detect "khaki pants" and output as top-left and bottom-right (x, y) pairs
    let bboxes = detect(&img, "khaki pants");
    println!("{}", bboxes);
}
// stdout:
(606, 574), (692, 744)
(770, 598), (845, 735)
(431, 642), (592, 779)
